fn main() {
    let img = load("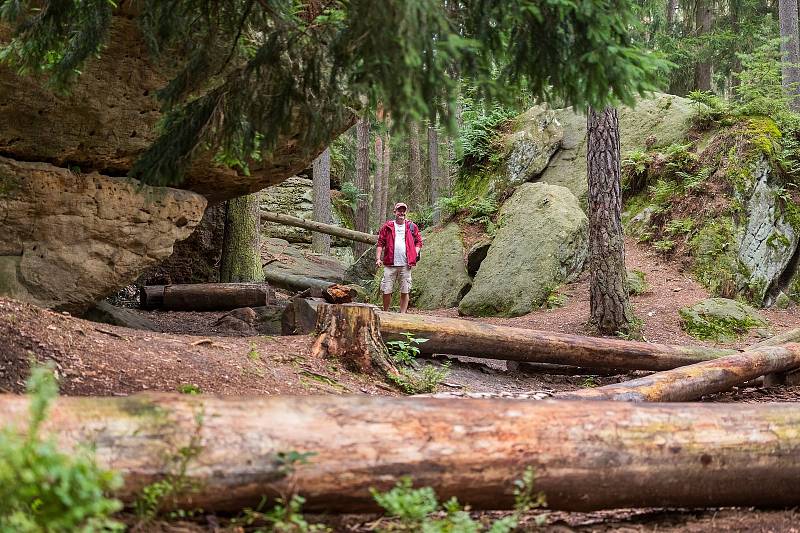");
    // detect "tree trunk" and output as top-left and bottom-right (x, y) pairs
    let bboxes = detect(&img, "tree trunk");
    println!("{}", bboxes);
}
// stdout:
(262, 271), (335, 293)
(558, 342), (800, 402)
(141, 283), (271, 311)
(354, 118), (371, 257)
(5, 394), (800, 512)
(666, 0), (679, 25)
(428, 123), (441, 225)
(586, 107), (633, 335)
(261, 211), (377, 245)
(312, 147), (332, 254)
(408, 121), (422, 210)
(694, 0), (713, 92)
(220, 193), (264, 283)
(372, 135), (384, 230)
(780, 0), (800, 111)
(310, 303), (398, 377)
(377, 309), (732, 371)
(380, 133), (391, 223)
